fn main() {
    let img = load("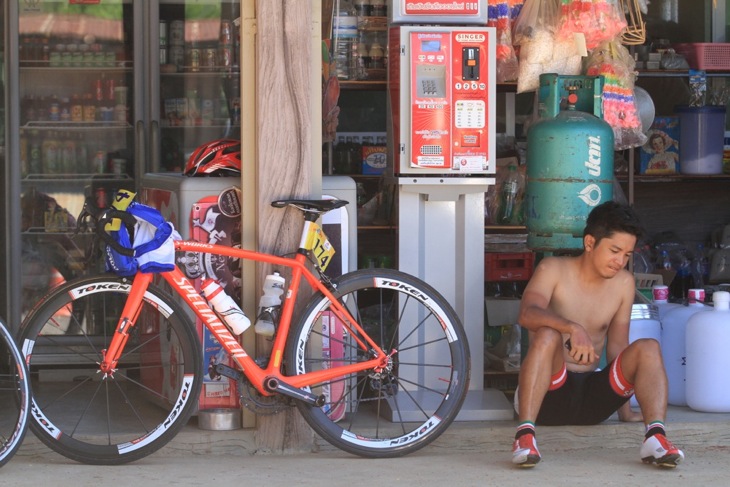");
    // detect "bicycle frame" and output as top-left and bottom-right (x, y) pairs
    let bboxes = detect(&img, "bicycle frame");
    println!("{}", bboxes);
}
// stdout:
(99, 238), (392, 400)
